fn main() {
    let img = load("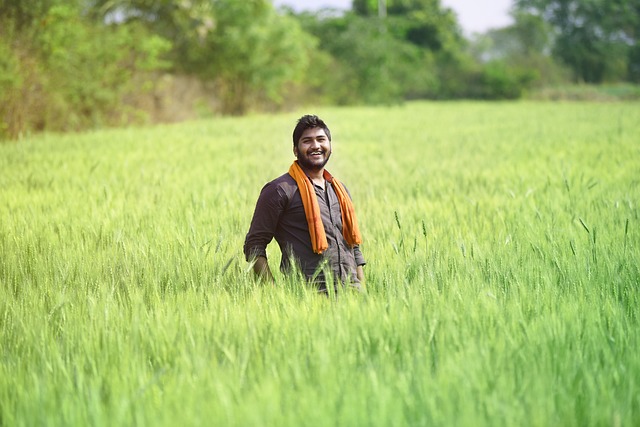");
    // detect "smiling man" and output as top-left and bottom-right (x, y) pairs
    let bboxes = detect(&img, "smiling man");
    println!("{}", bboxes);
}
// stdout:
(243, 114), (365, 293)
